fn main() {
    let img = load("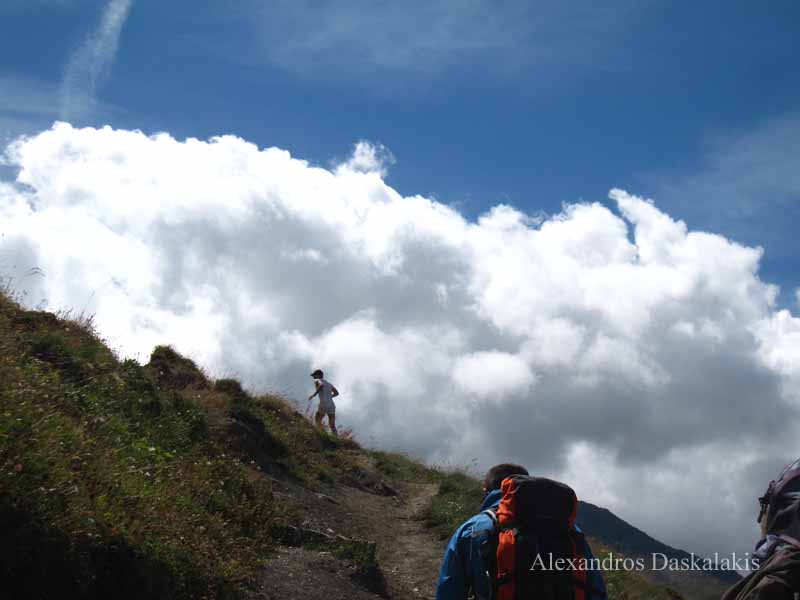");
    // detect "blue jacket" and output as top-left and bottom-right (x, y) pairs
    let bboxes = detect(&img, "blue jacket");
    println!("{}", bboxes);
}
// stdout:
(435, 489), (608, 600)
